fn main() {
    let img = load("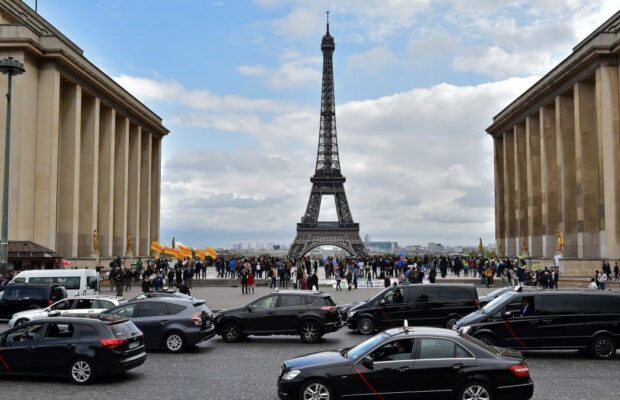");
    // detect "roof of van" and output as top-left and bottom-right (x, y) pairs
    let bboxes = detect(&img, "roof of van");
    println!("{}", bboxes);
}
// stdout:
(14, 269), (97, 276)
